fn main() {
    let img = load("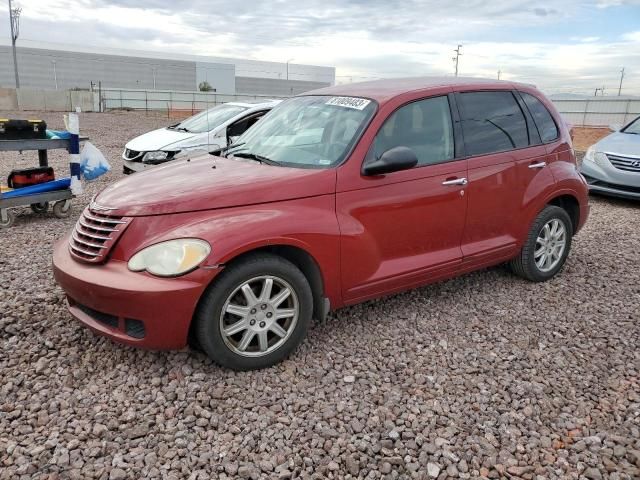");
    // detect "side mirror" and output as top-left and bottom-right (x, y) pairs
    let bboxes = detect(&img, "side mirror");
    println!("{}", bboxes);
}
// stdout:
(362, 146), (418, 176)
